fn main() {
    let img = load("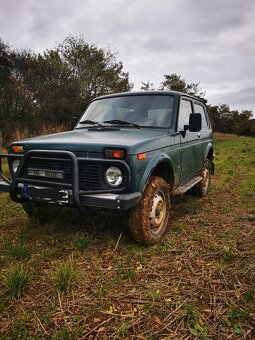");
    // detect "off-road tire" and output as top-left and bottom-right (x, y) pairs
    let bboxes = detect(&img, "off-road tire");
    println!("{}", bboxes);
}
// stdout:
(22, 202), (62, 223)
(193, 159), (211, 197)
(129, 176), (170, 245)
